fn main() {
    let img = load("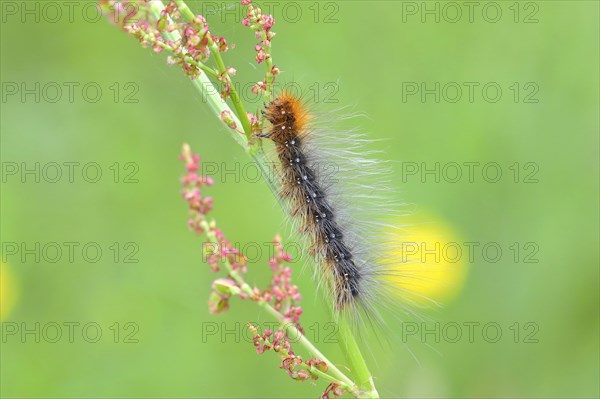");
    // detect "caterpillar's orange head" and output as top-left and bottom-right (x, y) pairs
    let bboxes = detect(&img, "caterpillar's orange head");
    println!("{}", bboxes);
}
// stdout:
(263, 92), (309, 141)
